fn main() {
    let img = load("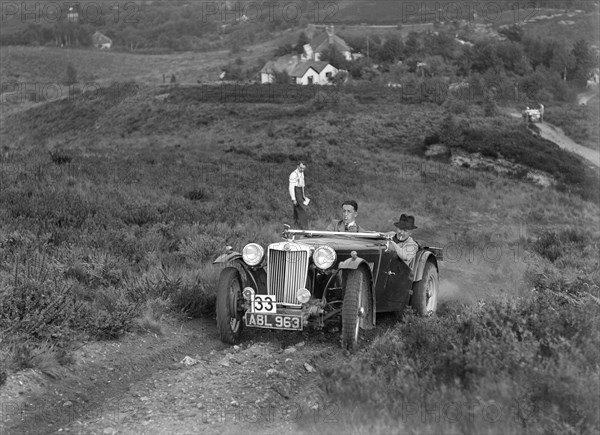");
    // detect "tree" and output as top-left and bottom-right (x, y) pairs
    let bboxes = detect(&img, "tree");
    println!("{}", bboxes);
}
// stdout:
(319, 46), (347, 69)
(498, 24), (524, 42)
(274, 44), (293, 57)
(471, 40), (502, 74)
(294, 31), (309, 54)
(65, 63), (77, 83)
(273, 70), (291, 84)
(550, 42), (575, 81)
(379, 36), (404, 63)
(439, 113), (463, 147)
(571, 39), (596, 84)
(421, 55), (456, 77)
(522, 37), (547, 70)
(496, 41), (531, 75)
(404, 32), (421, 58)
